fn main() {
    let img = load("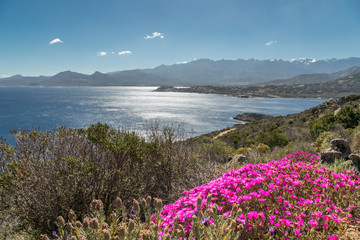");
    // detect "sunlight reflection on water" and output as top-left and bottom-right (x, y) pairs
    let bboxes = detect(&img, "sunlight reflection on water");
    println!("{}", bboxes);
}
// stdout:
(0, 86), (325, 143)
